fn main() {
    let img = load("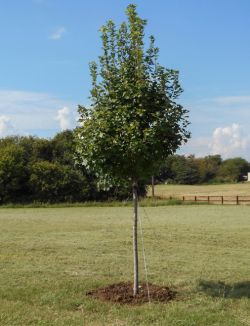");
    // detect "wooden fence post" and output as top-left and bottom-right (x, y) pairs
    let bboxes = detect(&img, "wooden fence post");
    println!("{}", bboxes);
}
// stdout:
(221, 196), (223, 204)
(236, 195), (239, 205)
